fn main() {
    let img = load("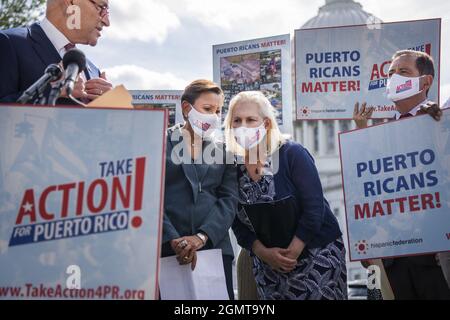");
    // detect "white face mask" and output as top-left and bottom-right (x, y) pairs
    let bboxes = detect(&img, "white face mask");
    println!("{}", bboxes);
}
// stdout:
(233, 123), (267, 150)
(386, 74), (424, 102)
(187, 105), (220, 138)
